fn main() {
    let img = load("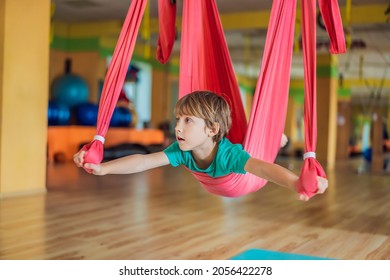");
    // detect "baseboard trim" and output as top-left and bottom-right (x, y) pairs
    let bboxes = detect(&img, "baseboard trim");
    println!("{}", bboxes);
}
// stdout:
(0, 188), (47, 199)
